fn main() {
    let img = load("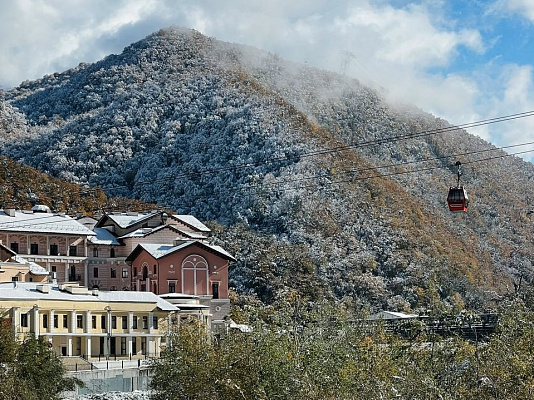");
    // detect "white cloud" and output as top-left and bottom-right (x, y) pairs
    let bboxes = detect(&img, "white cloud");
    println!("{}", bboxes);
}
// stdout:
(484, 65), (534, 148)
(497, 0), (534, 21)
(0, 0), (161, 88)
(1, 0), (533, 162)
